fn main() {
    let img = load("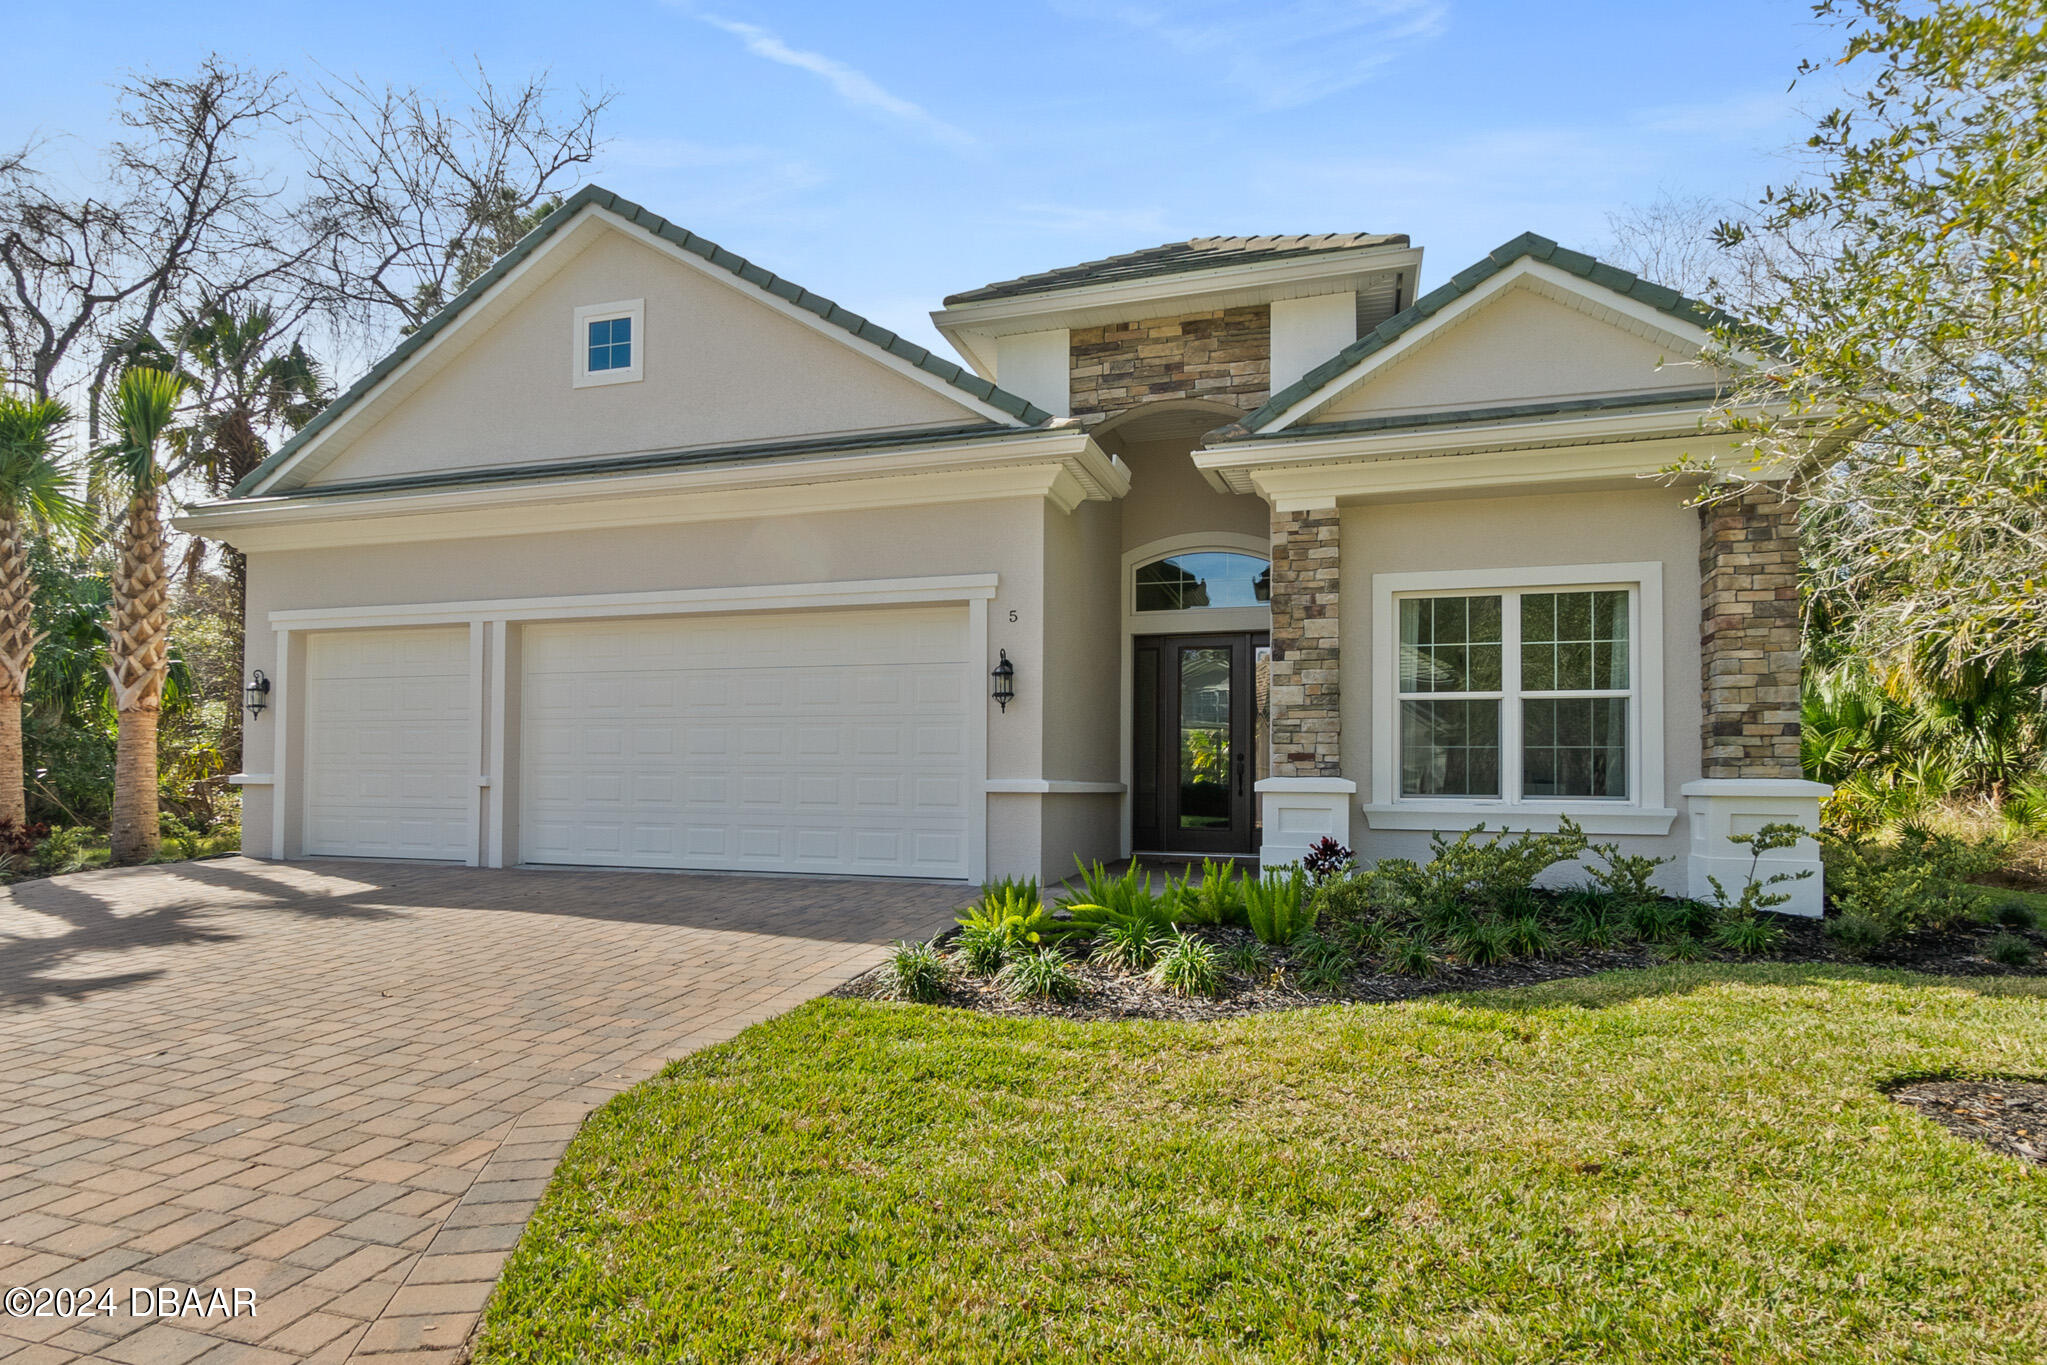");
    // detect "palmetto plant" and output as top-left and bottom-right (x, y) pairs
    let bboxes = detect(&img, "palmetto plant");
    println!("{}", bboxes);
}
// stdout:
(0, 391), (82, 828)
(93, 367), (188, 863)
